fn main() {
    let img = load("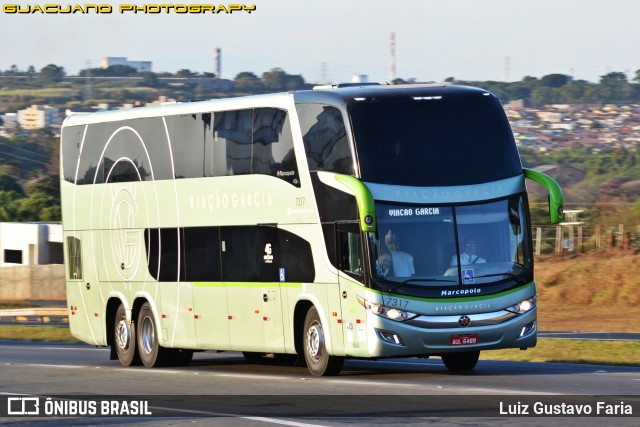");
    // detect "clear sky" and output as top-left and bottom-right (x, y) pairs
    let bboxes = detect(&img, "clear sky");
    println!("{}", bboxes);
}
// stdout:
(1, 0), (639, 84)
